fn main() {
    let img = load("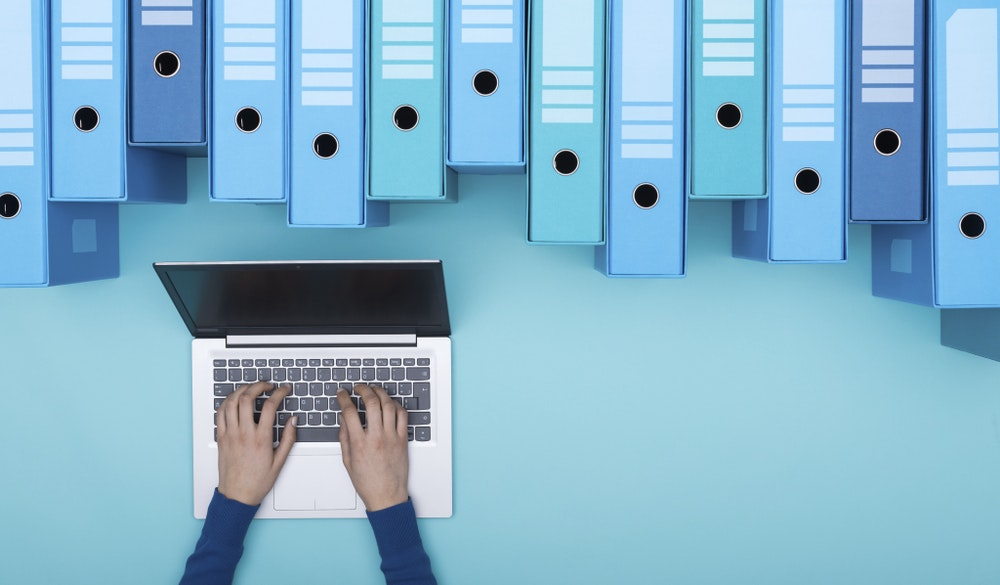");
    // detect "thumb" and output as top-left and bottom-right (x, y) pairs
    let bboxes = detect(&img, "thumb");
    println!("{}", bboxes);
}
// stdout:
(273, 416), (297, 471)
